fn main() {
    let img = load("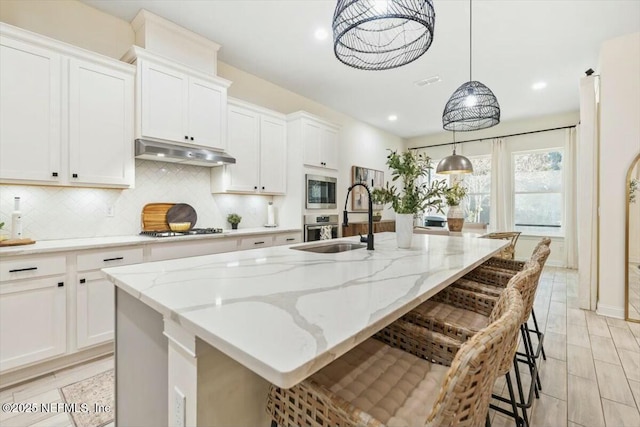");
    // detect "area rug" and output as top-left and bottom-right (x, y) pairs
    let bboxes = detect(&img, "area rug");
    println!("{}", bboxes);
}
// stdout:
(60, 369), (115, 427)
